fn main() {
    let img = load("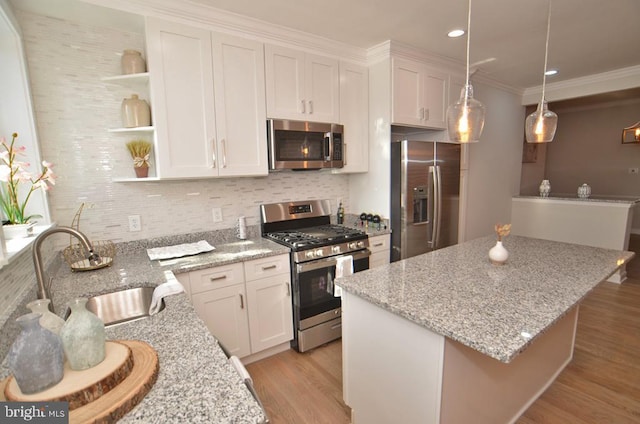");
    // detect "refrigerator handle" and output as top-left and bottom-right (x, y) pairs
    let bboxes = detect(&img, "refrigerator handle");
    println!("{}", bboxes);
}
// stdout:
(432, 165), (442, 249)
